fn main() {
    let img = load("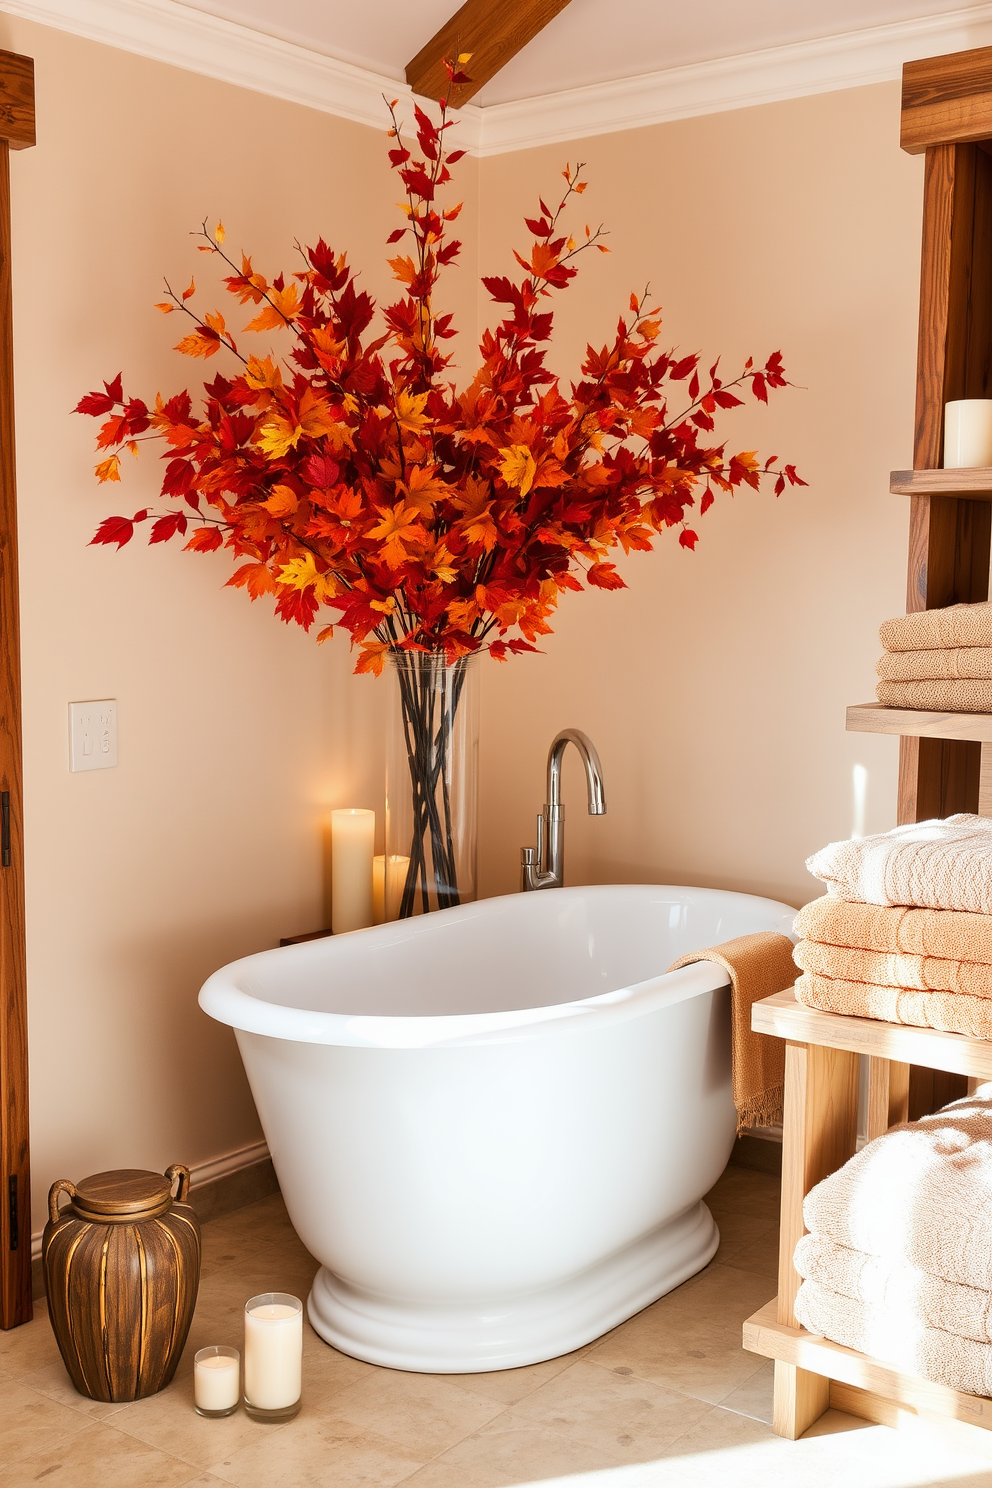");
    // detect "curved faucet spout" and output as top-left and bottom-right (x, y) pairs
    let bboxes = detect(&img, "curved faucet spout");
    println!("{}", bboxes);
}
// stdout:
(521, 729), (607, 891)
